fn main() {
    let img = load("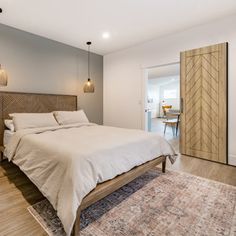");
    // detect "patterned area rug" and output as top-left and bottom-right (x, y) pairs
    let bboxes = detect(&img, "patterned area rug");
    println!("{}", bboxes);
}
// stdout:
(28, 169), (236, 236)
